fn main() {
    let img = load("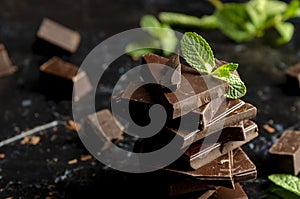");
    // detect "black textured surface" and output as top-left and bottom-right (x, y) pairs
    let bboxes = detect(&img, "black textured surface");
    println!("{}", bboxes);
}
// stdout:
(1, 0), (300, 198)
